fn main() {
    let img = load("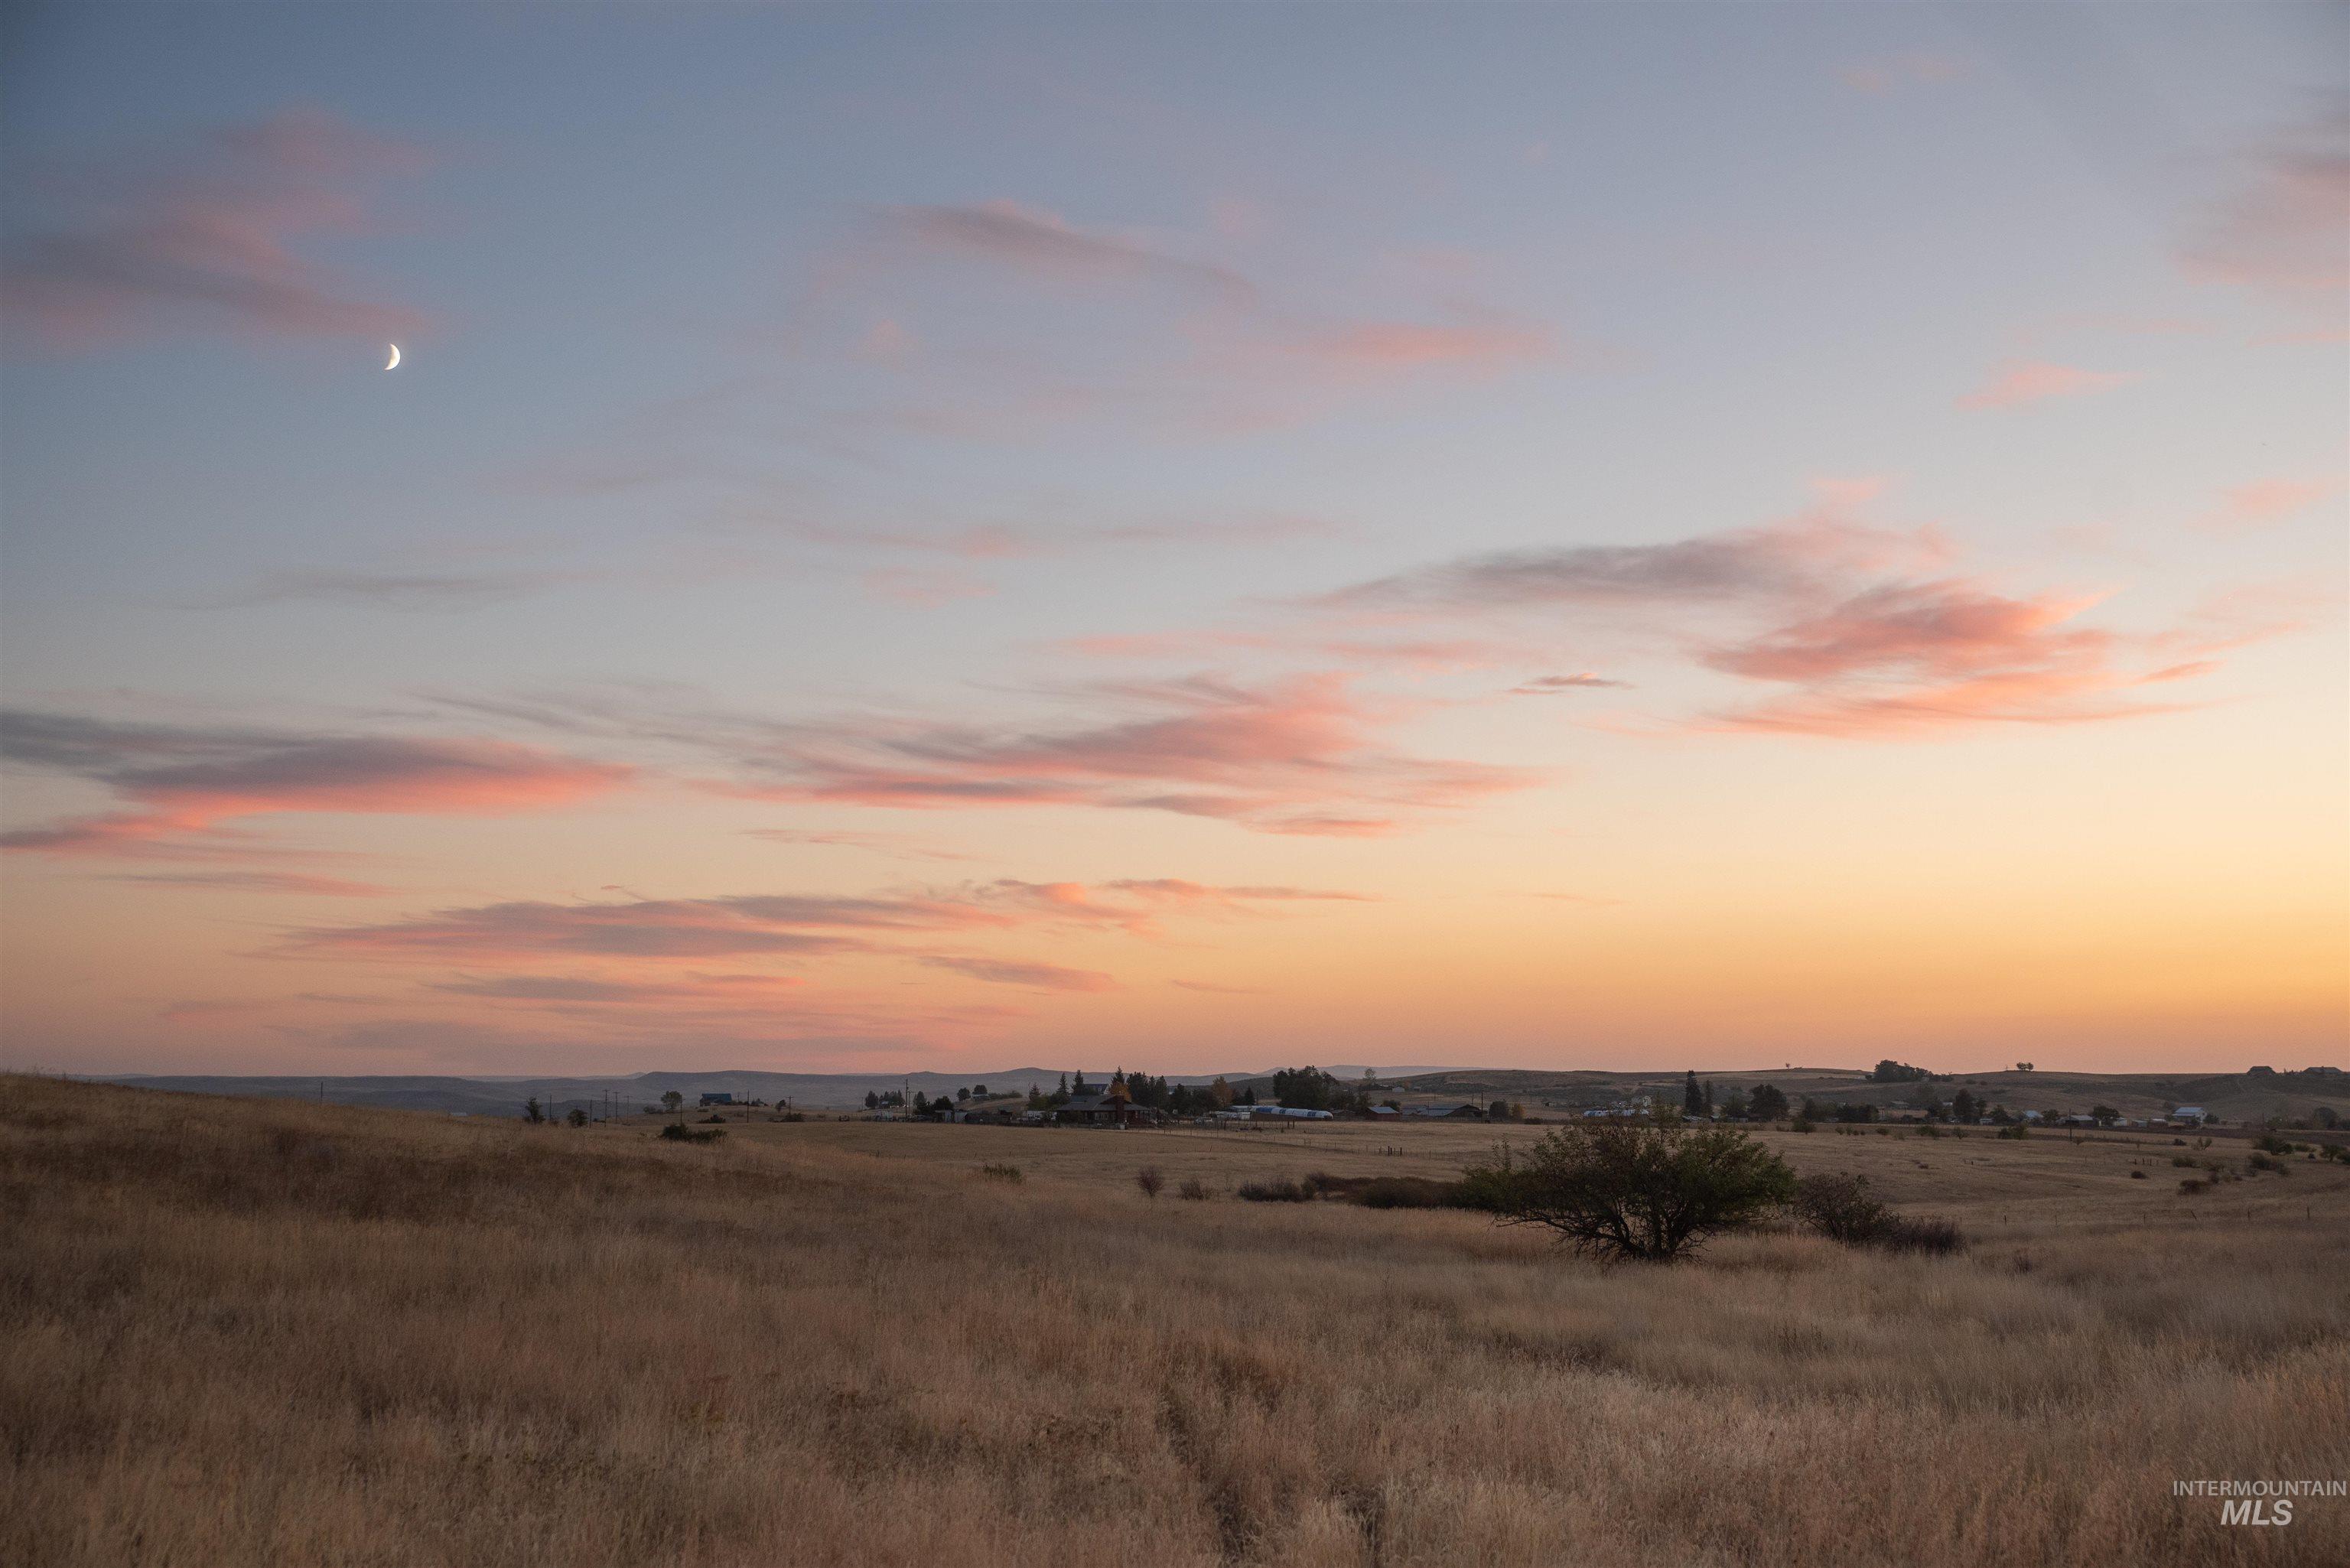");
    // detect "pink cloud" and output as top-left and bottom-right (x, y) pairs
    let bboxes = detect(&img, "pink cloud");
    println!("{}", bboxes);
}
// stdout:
(1280, 317), (1553, 377)
(1701, 580), (2202, 737)
(879, 200), (1256, 306)
(2181, 106), (2350, 317)
(725, 672), (1529, 835)
(2, 107), (434, 350)
(2192, 477), (2342, 532)
(1955, 359), (2136, 411)
(0, 711), (628, 858)
(915, 955), (1116, 992)
(112, 870), (392, 897)
(862, 567), (998, 607)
